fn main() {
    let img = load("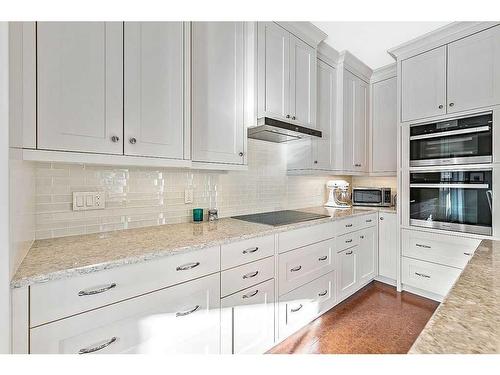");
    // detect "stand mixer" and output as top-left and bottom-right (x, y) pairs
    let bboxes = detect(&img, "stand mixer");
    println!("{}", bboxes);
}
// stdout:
(325, 180), (352, 208)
